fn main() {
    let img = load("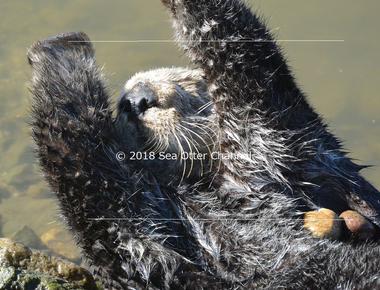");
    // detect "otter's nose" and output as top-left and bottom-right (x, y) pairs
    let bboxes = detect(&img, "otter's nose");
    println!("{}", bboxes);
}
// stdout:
(122, 83), (158, 115)
(118, 97), (132, 113)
